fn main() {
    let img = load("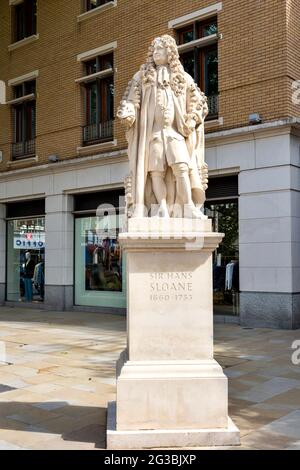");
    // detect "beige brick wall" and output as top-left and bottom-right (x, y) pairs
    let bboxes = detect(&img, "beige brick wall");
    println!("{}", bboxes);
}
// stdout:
(286, 0), (300, 118)
(0, 0), (297, 173)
